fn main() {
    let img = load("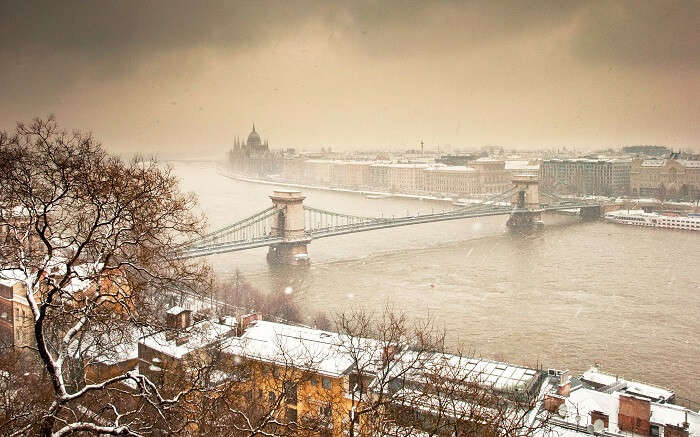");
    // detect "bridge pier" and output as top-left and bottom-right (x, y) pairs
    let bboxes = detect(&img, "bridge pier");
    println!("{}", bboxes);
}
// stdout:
(507, 175), (544, 230)
(580, 206), (602, 220)
(267, 190), (311, 265)
(267, 242), (310, 265)
(507, 211), (543, 229)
